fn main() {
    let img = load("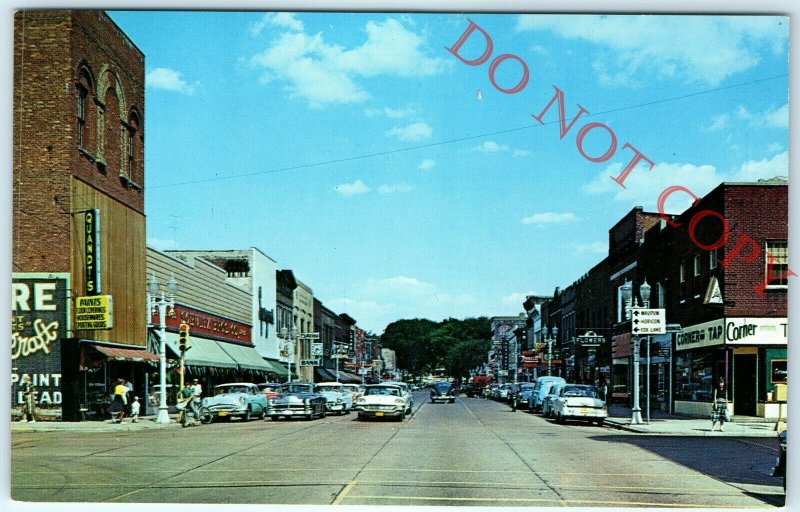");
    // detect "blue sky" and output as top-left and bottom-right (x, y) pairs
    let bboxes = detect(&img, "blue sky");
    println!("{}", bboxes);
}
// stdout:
(107, 12), (789, 333)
